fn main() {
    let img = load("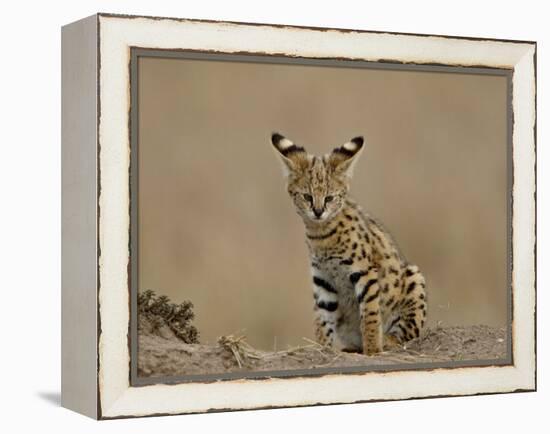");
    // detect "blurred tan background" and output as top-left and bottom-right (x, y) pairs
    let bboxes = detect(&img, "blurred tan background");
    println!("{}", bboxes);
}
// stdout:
(138, 56), (508, 349)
